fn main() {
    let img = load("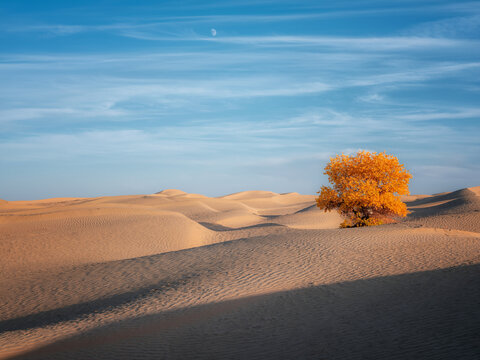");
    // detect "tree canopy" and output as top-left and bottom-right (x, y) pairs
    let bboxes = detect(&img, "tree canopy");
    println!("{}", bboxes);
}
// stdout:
(316, 151), (412, 227)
